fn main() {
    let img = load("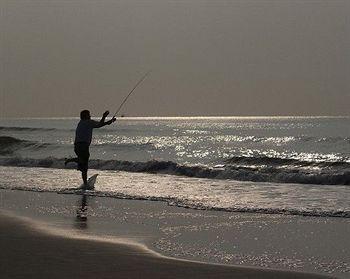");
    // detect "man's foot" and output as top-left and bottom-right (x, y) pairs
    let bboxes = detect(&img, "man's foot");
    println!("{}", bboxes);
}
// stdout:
(79, 183), (89, 190)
